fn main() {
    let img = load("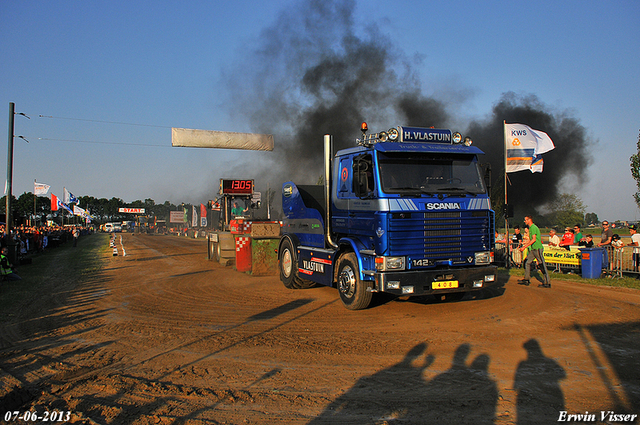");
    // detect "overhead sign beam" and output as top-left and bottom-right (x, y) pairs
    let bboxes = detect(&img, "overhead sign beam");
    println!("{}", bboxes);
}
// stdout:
(171, 128), (274, 151)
